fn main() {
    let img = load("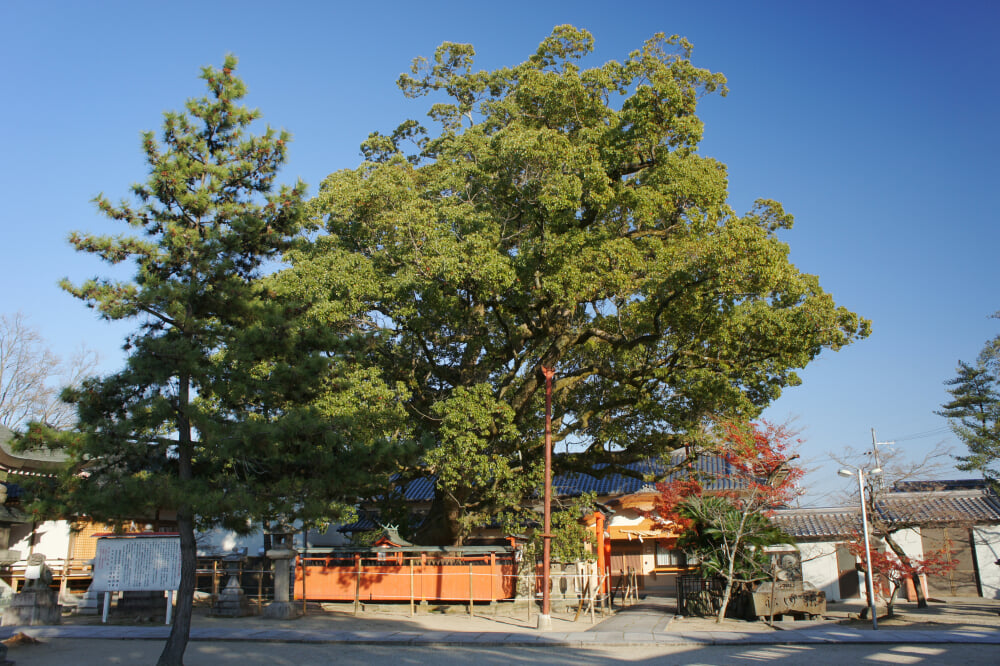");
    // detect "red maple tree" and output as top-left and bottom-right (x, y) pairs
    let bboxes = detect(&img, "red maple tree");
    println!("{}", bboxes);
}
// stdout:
(847, 540), (958, 616)
(648, 421), (803, 622)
